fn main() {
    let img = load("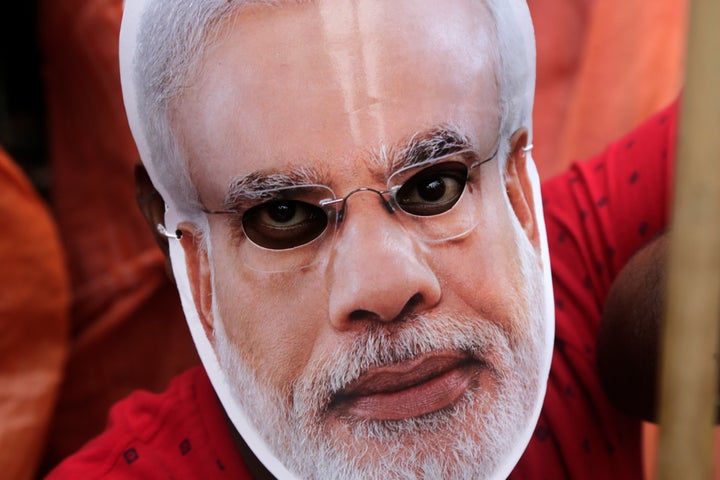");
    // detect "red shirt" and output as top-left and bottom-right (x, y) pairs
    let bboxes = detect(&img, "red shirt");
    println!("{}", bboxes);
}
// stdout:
(511, 103), (675, 478)
(48, 102), (676, 479)
(46, 367), (253, 479)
